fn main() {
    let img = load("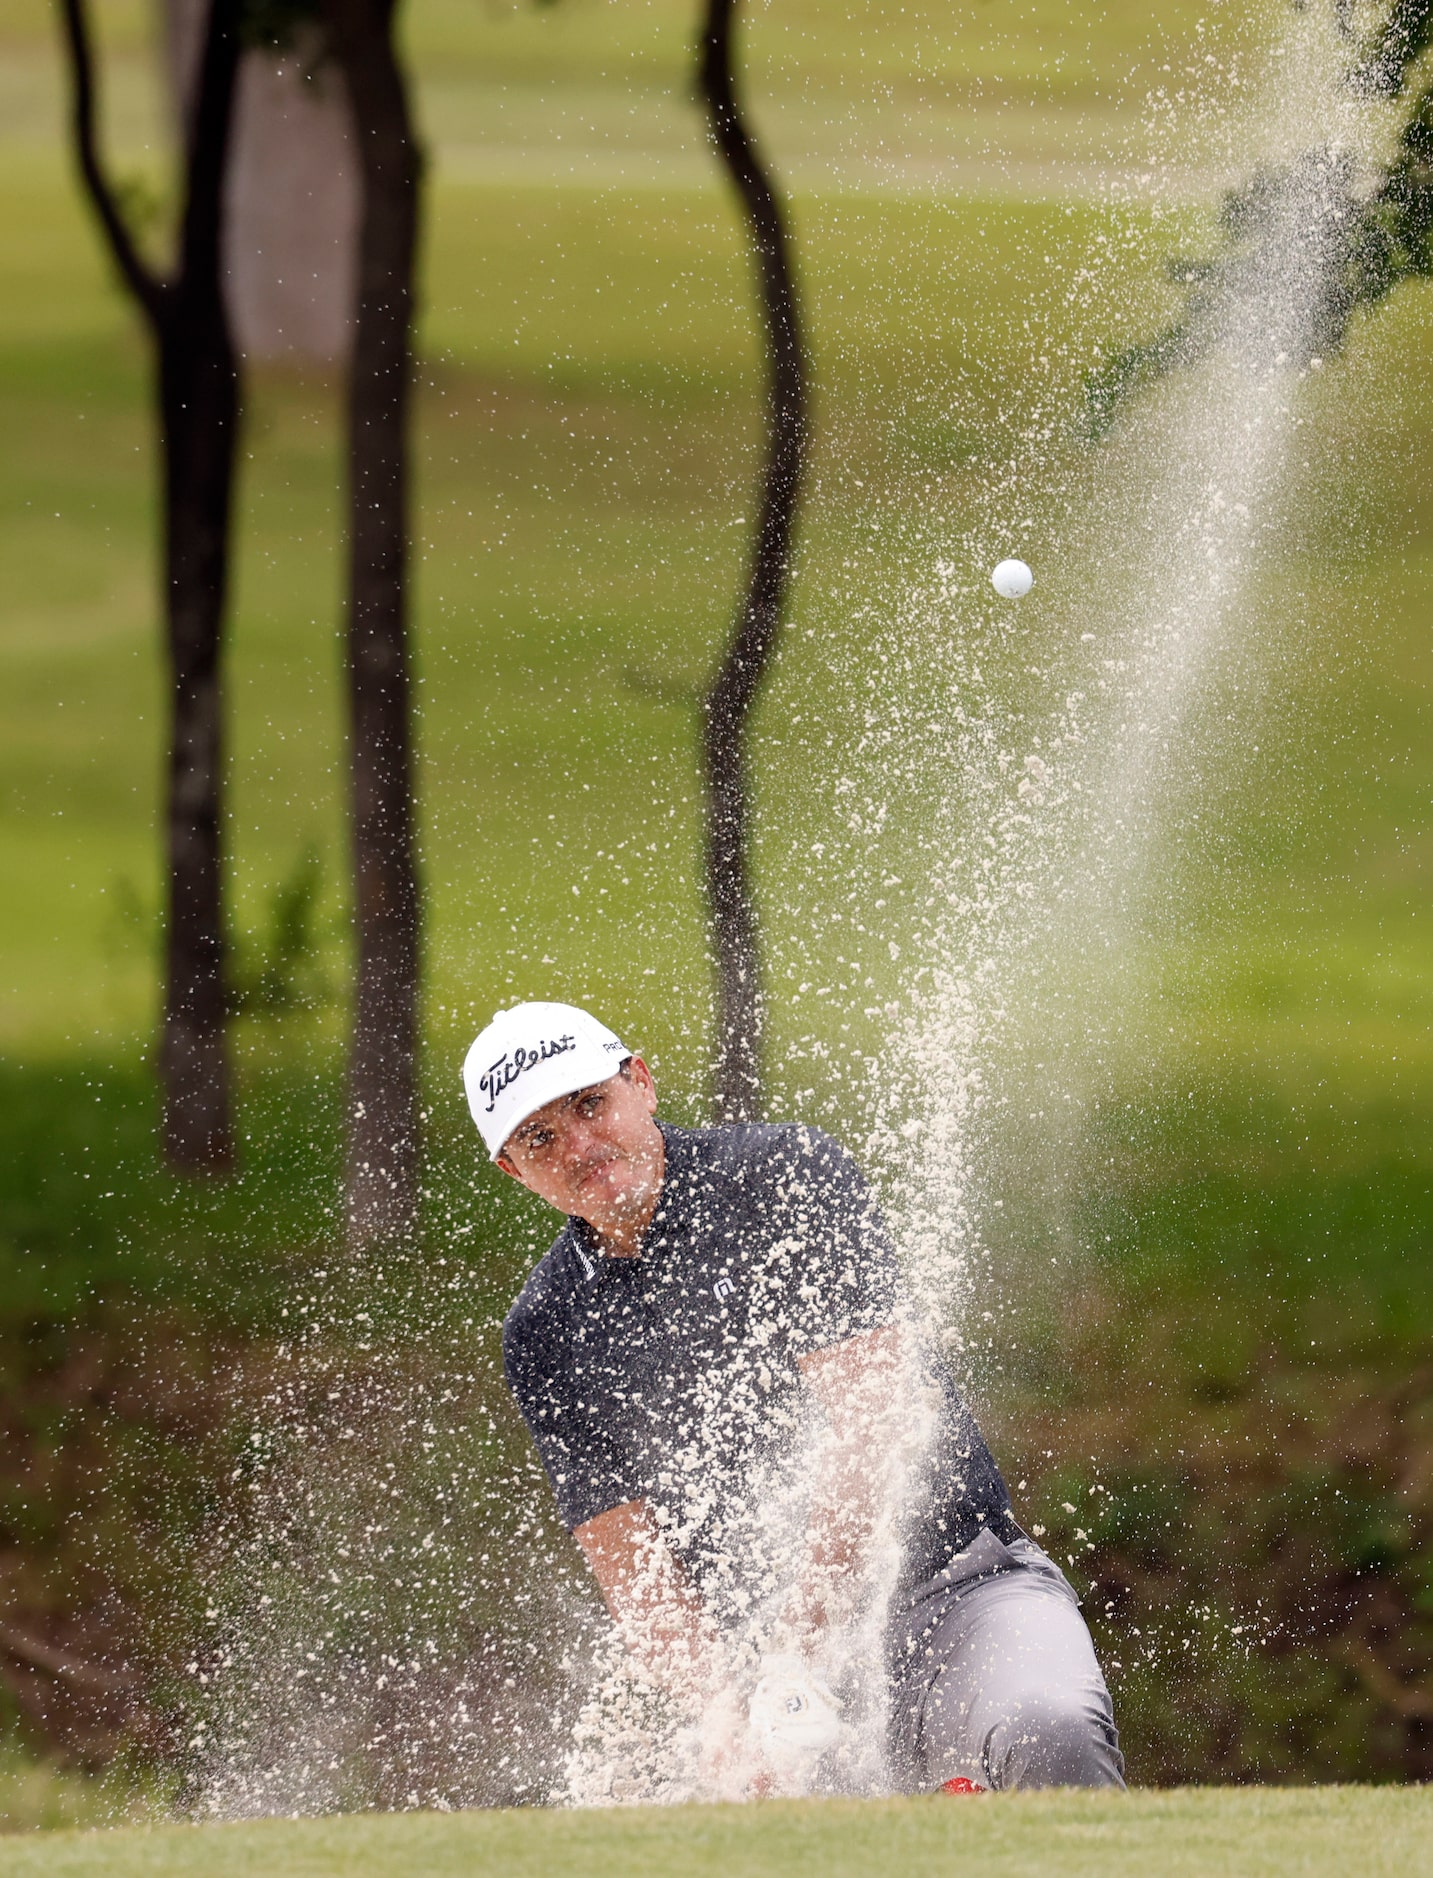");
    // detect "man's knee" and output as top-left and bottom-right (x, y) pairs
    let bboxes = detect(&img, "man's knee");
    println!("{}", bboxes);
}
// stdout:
(984, 1685), (1125, 1791)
